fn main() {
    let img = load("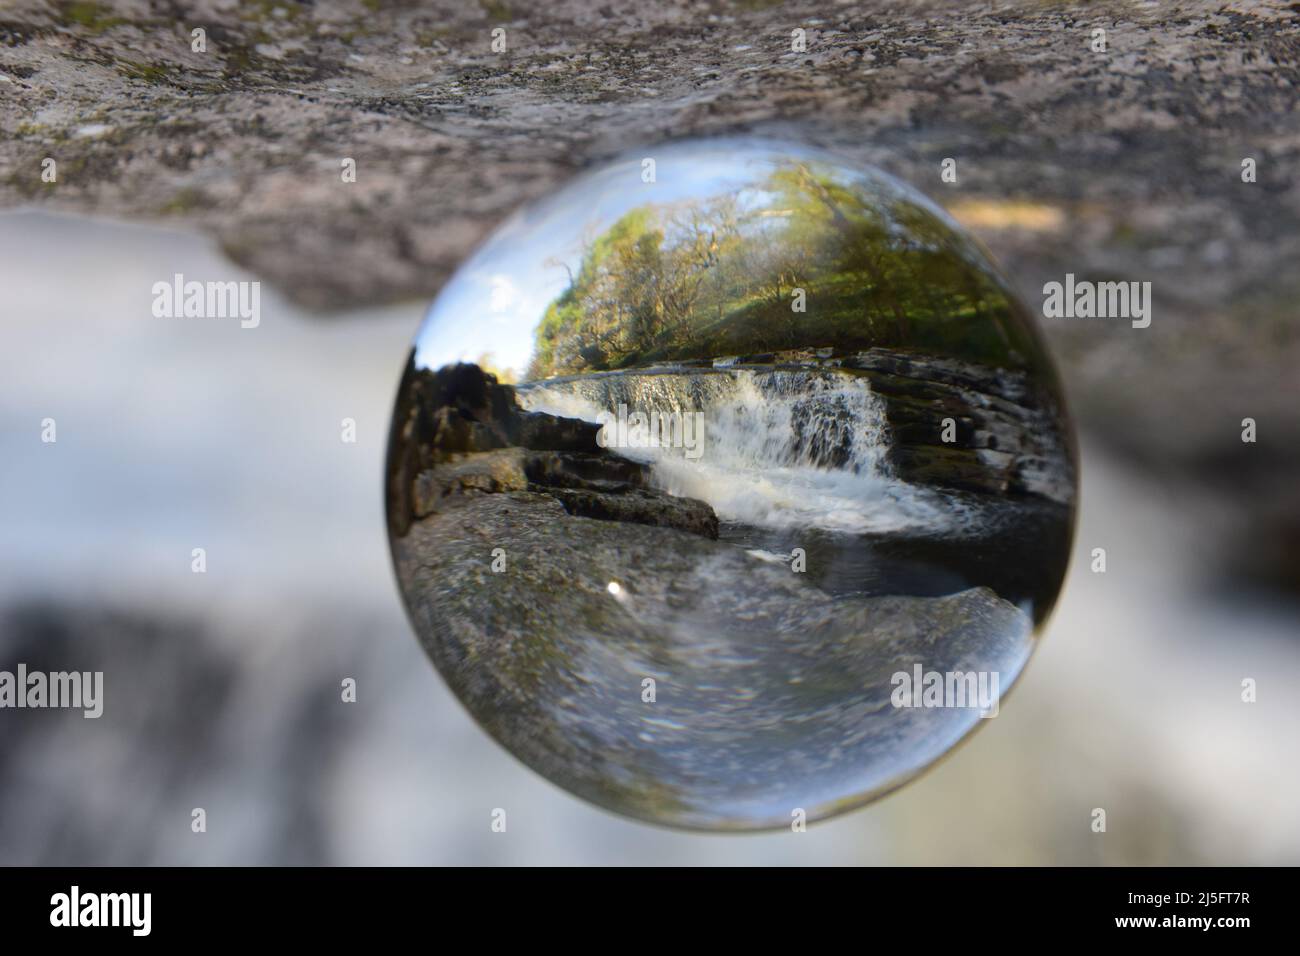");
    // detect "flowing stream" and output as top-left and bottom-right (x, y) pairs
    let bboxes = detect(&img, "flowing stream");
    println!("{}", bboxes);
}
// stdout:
(519, 366), (969, 537)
